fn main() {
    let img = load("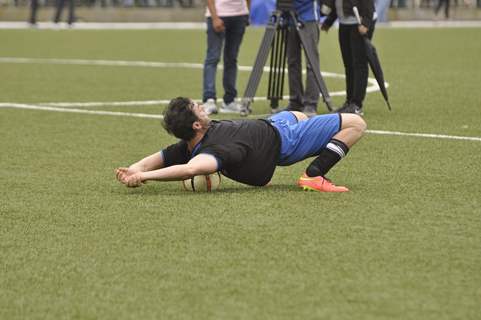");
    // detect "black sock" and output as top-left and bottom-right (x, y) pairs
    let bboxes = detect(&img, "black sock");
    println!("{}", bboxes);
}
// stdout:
(306, 139), (349, 177)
